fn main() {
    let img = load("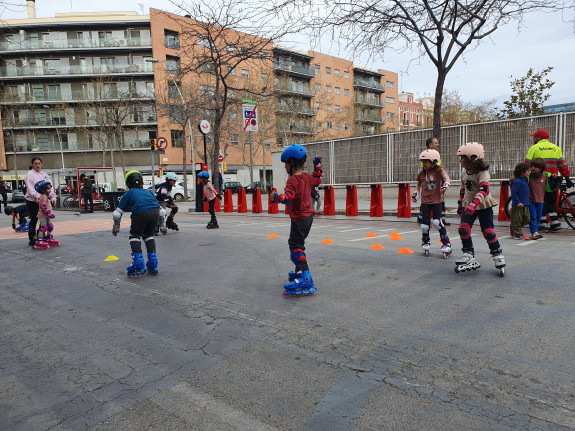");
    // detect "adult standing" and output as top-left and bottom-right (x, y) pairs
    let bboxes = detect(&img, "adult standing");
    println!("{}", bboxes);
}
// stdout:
(0, 180), (7, 212)
(525, 129), (573, 231)
(80, 173), (94, 213)
(25, 157), (56, 246)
